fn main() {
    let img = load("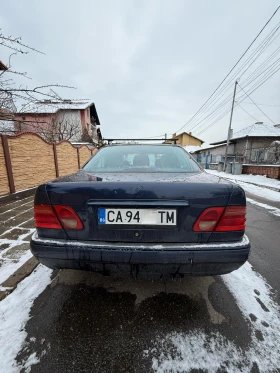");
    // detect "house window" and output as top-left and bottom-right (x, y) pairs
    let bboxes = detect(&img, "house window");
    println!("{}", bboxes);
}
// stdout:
(22, 116), (26, 120)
